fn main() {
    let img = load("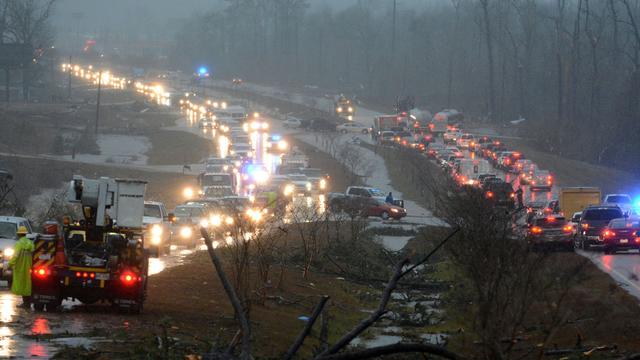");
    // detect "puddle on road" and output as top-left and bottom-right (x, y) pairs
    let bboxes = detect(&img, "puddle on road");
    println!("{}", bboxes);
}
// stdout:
(0, 245), (204, 358)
